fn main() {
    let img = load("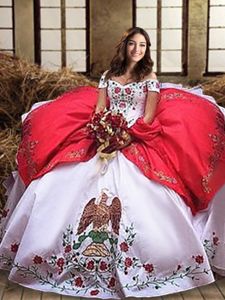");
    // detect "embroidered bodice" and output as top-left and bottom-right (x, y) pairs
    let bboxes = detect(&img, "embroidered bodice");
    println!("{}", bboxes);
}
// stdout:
(98, 74), (160, 126)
